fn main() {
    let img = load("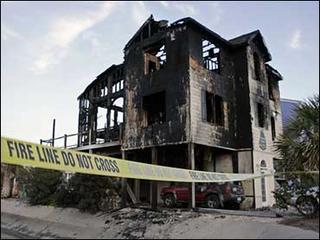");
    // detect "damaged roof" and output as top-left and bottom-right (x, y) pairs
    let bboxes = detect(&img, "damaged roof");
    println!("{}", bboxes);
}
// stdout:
(79, 16), (277, 100)
(266, 64), (283, 81)
(229, 30), (272, 62)
(78, 63), (123, 100)
(124, 16), (273, 62)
